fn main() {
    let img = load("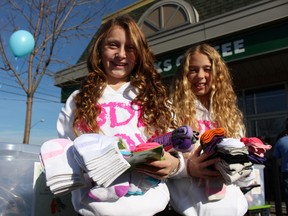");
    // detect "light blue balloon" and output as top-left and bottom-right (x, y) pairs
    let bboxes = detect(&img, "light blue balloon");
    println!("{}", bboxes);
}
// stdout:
(9, 30), (35, 58)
